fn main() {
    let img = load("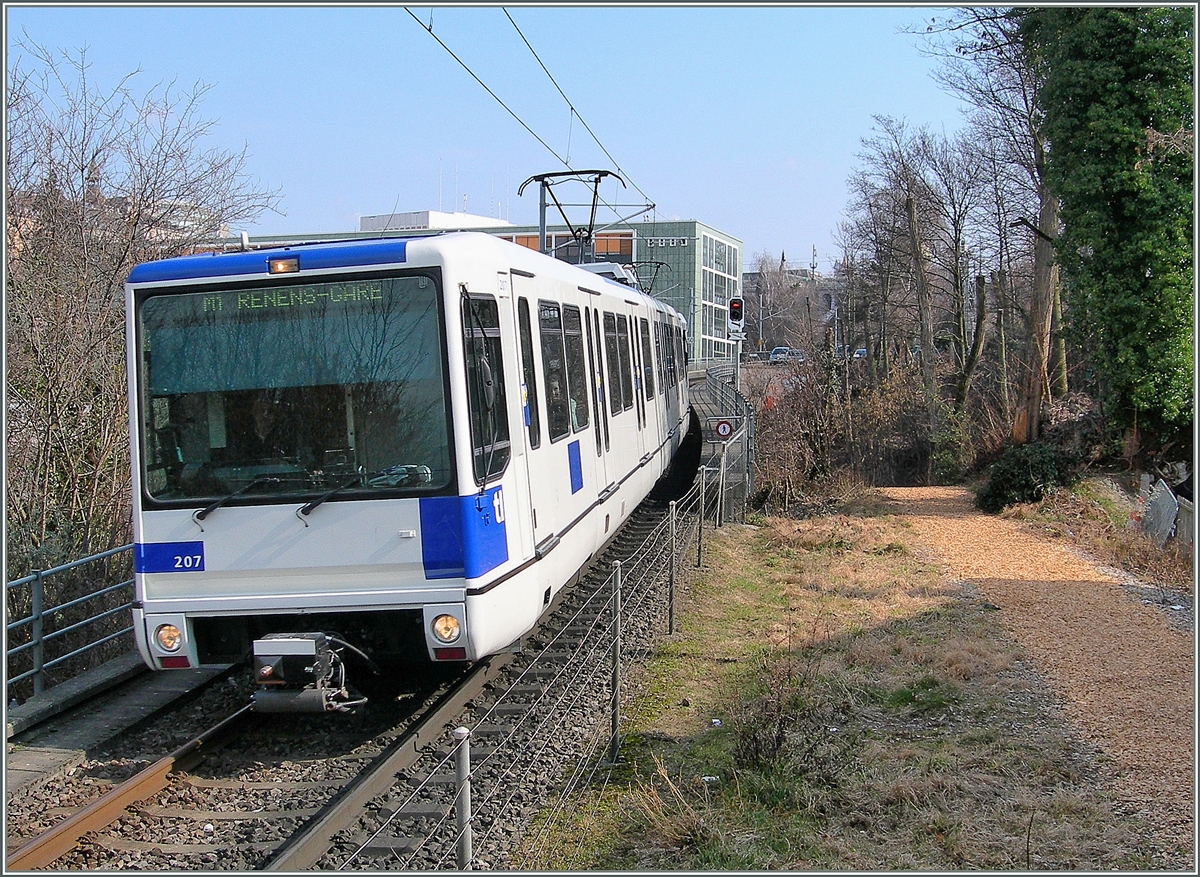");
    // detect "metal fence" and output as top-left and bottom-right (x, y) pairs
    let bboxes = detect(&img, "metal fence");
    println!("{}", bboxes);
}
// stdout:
(6, 545), (135, 704)
(339, 474), (714, 869)
(700, 361), (757, 525)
